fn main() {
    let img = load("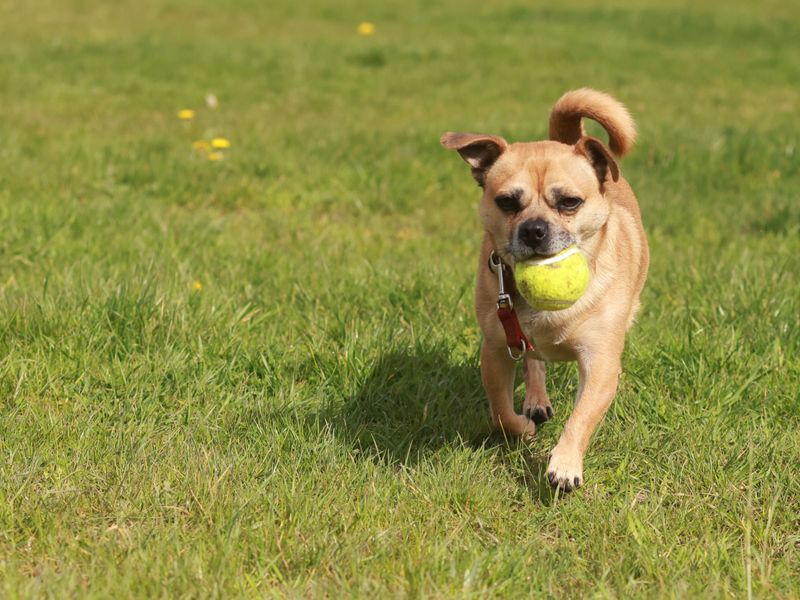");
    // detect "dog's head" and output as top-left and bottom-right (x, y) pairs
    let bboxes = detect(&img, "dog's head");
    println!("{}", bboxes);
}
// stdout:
(441, 133), (618, 262)
(441, 89), (635, 263)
